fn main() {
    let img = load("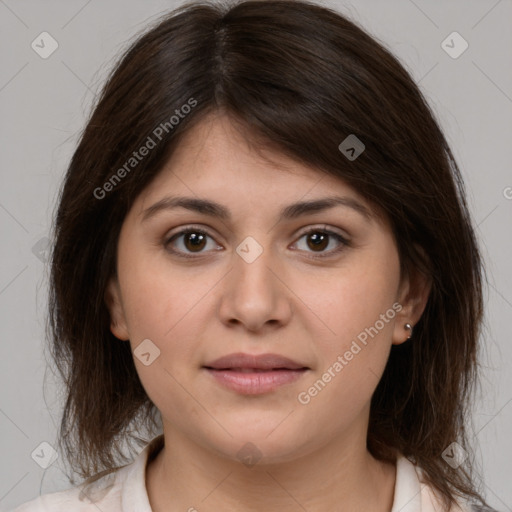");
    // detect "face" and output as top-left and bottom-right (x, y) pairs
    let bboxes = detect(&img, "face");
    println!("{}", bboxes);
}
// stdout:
(106, 113), (429, 464)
